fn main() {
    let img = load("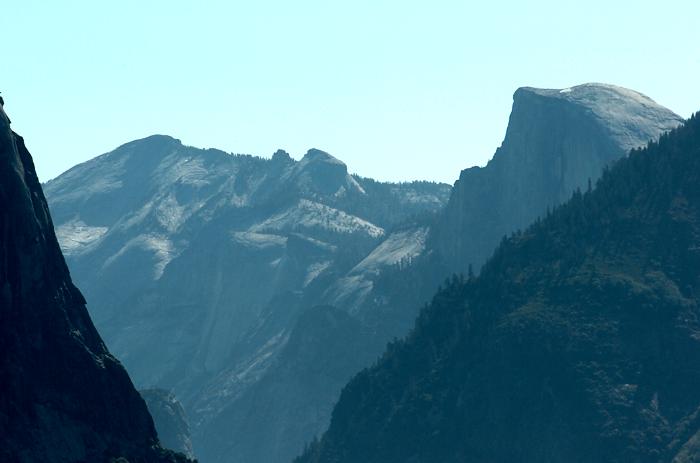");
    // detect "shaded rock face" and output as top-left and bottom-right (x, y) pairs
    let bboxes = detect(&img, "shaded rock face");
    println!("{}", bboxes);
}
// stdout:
(297, 114), (700, 463)
(0, 108), (189, 462)
(198, 305), (373, 463)
(141, 389), (195, 460)
(431, 83), (683, 275)
(44, 138), (450, 463)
